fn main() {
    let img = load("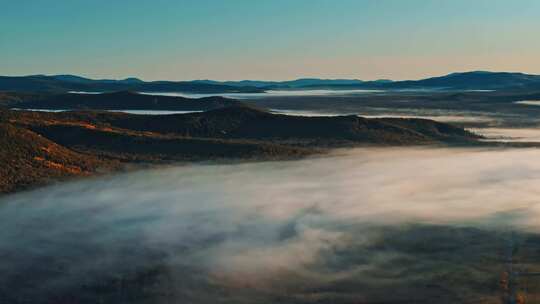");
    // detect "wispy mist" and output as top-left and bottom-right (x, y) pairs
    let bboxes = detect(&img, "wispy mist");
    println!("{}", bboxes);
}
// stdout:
(2, 147), (540, 303)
